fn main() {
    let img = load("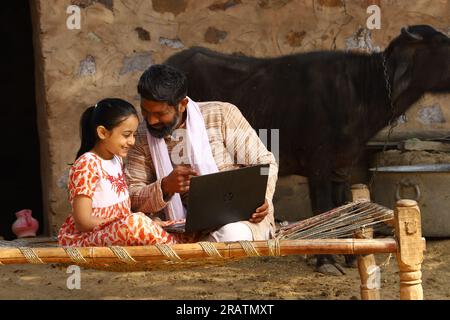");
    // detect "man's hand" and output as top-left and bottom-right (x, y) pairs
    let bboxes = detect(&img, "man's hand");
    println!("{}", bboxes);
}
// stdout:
(249, 199), (269, 223)
(161, 165), (198, 196)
